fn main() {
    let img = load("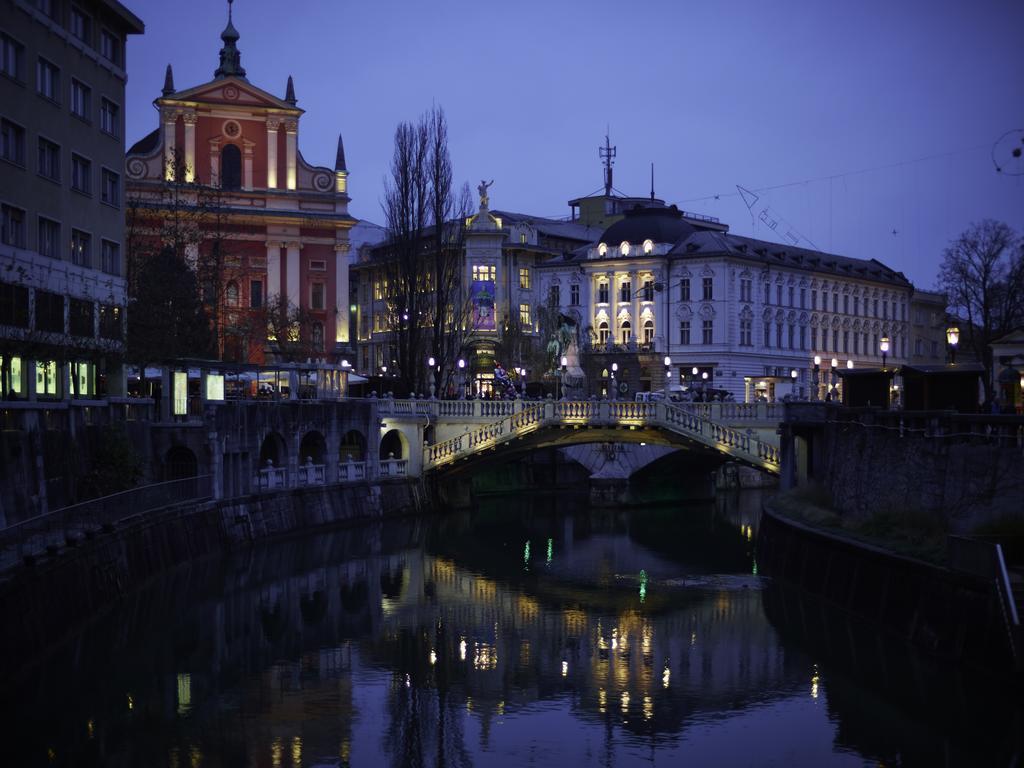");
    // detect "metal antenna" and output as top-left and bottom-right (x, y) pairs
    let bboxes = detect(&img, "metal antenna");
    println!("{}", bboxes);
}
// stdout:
(599, 130), (616, 196)
(650, 163), (655, 200)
